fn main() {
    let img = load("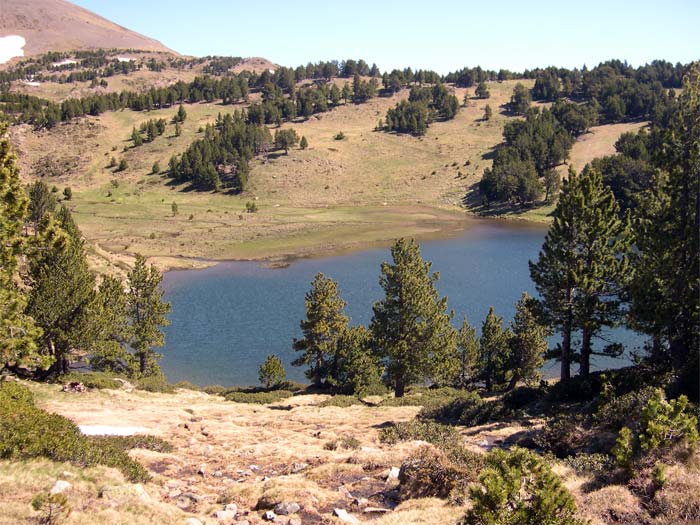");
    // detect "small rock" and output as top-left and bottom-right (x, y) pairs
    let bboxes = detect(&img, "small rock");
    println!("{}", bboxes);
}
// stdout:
(263, 510), (277, 521)
(288, 519), (301, 525)
(363, 507), (390, 514)
(198, 464), (207, 477)
(233, 521), (249, 525)
(249, 464), (260, 471)
(274, 502), (300, 515)
(213, 470), (223, 478)
(387, 466), (400, 481)
(291, 463), (308, 473)
(213, 510), (236, 521)
(225, 503), (238, 513)
(168, 489), (182, 499)
(333, 509), (360, 524)
(50, 480), (71, 495)
(185, 519), (203, 525)
(353, 497), (368, 507)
